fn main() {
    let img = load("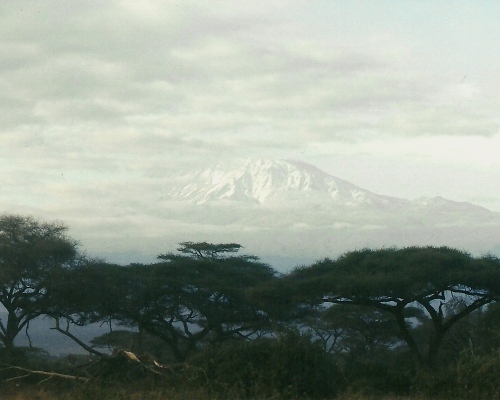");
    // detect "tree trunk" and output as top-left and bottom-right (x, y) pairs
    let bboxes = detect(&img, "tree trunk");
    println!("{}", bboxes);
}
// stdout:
(2, 313), (21, 358)
(393, 308), (426, 371)
(427, 325), (446, 369)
